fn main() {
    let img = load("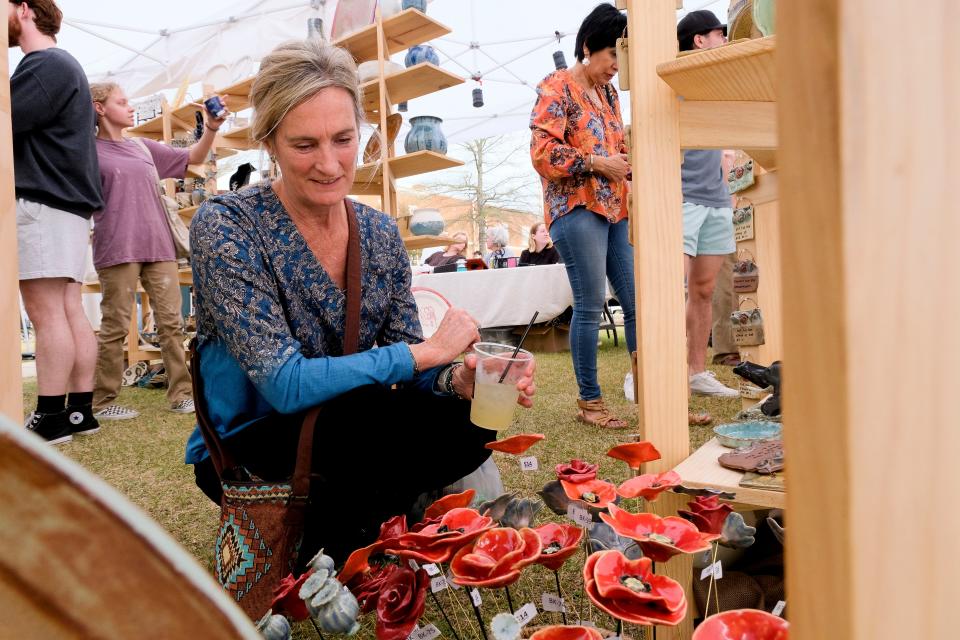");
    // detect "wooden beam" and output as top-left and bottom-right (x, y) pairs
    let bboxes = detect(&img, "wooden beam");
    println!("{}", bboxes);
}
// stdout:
(780, 1), (959, 638)
(678, 100), (777, 149)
